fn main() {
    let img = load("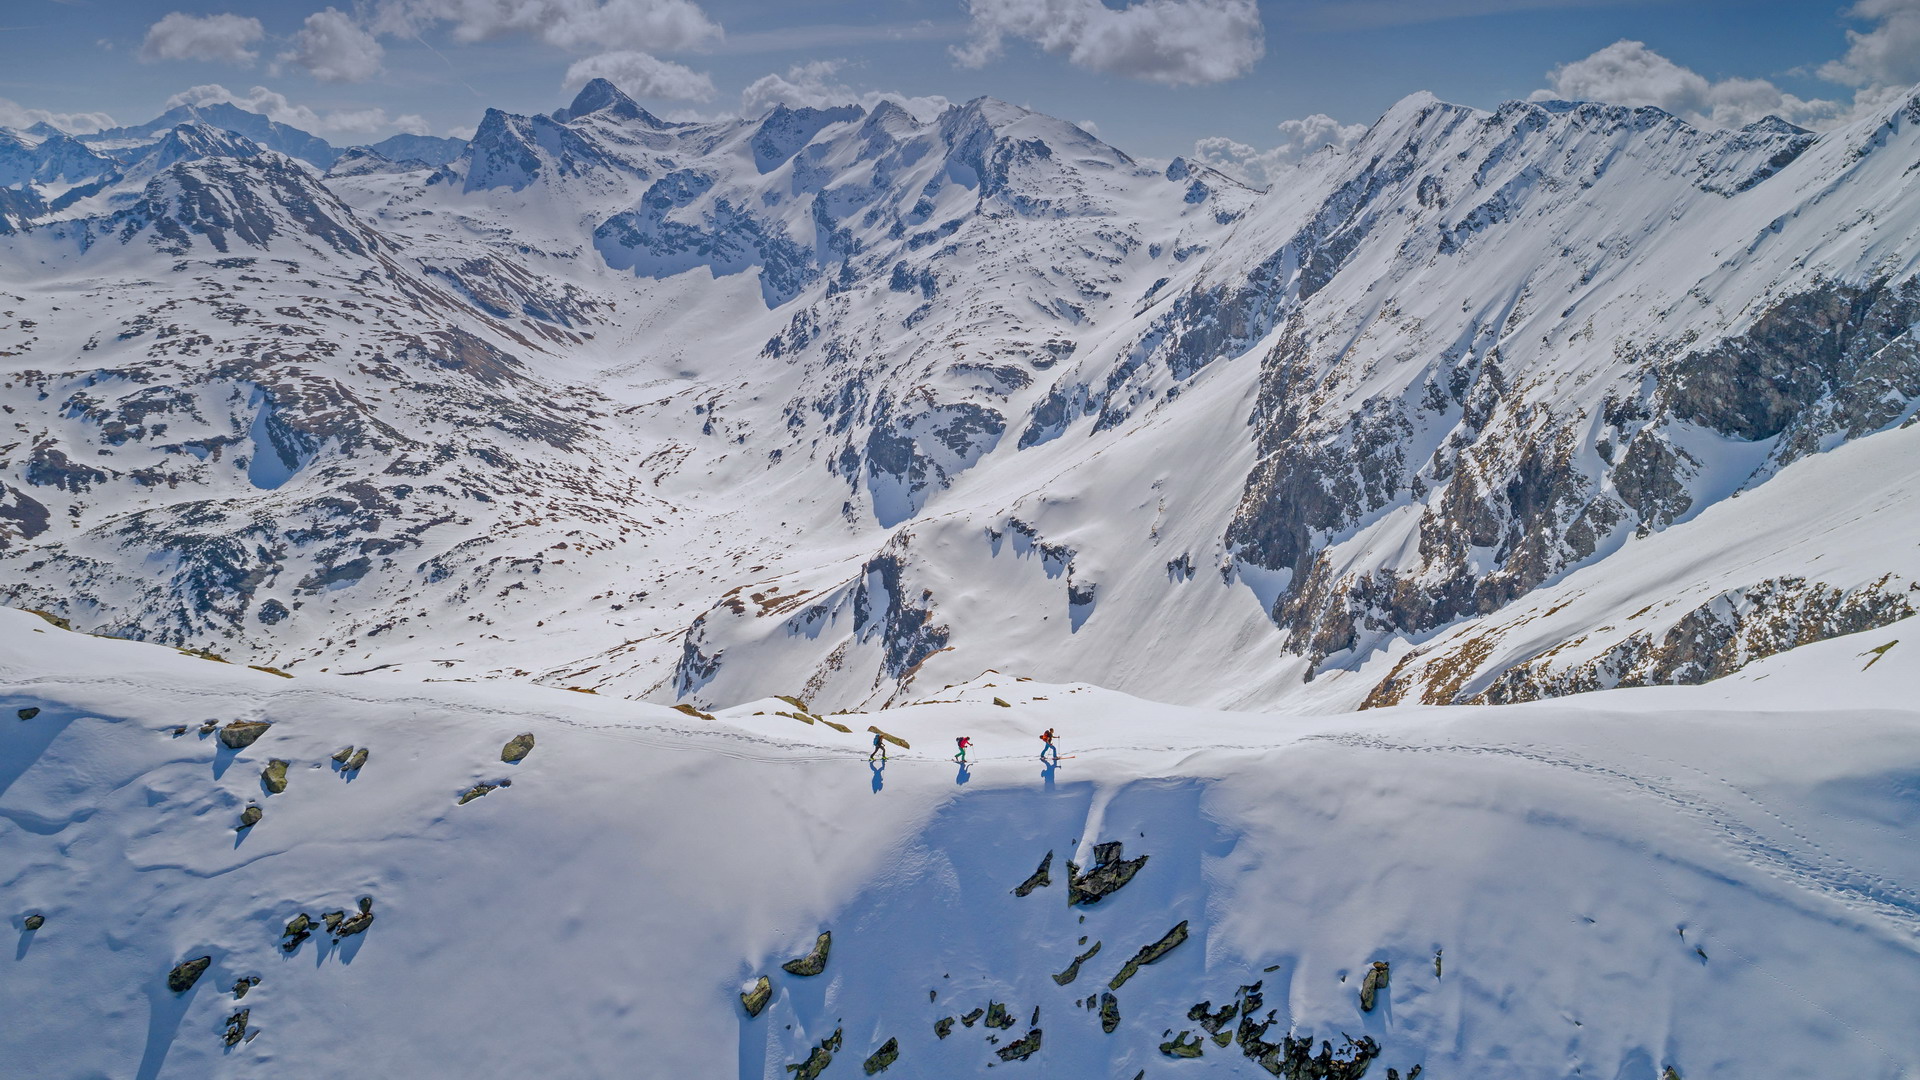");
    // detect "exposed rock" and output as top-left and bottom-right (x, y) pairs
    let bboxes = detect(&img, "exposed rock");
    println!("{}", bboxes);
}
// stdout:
(282, 913), (312, 938)
(1212, 1028), (1235, 1047)
(862, 1036), (899, 1074)
(1099, 992), (1119, 1034)
(785, 1027), (842, 1079)
(741, 975), (772, 1017)
(1161, 1031), (1205, 1058)
(1386, 1067), (1424, 1079)
(1662, 1068), (1682, 1080)
(334, 896), (374, 938)
(168, 955), (212, 993)
(1360, 961), (1389, 1011)
(261, 759), (289, 794)
(984, 1000), (1016, 1029)
(345, 747), (368, 771)
(321, 910), (345, 933)
(996, 1028), (1042, 1062)
(232, 976), (260, 999)
(458, 782), (496, 804)
(23, 914), (44, 931)
(172, 726), (188, 737)
(1252, 1034), (1381, 1079)
(199, 720), (218, 735)
(218, 720), (272, 749)
(501, 732), (535, 763)
(1067, 842), (1149, 905)
(237, 805), (262, 830)
(222, 1008), (249, 1047)
(960, 1008), (984, 1028)
(1434, 950), (1442, 978)
(17, 706), (39, 720)
(1051, 941), (1102, 985)
(1109, 920), (1189, 989)
(1013, 851), (1053, 896)
(1189, 998), (1239, 1034)
(331, 746), (354, 764)
(782, 931), (832, 976)
(934, 1017), (953, 1039)
(992, 697), (1011, 708)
